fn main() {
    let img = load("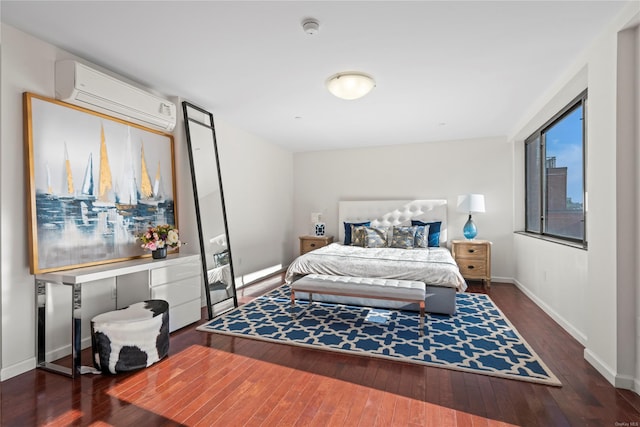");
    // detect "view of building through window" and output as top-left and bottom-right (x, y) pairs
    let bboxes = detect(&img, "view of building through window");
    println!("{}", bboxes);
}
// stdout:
(525, 91), (586, 245)
(544, 104), (584, 240)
